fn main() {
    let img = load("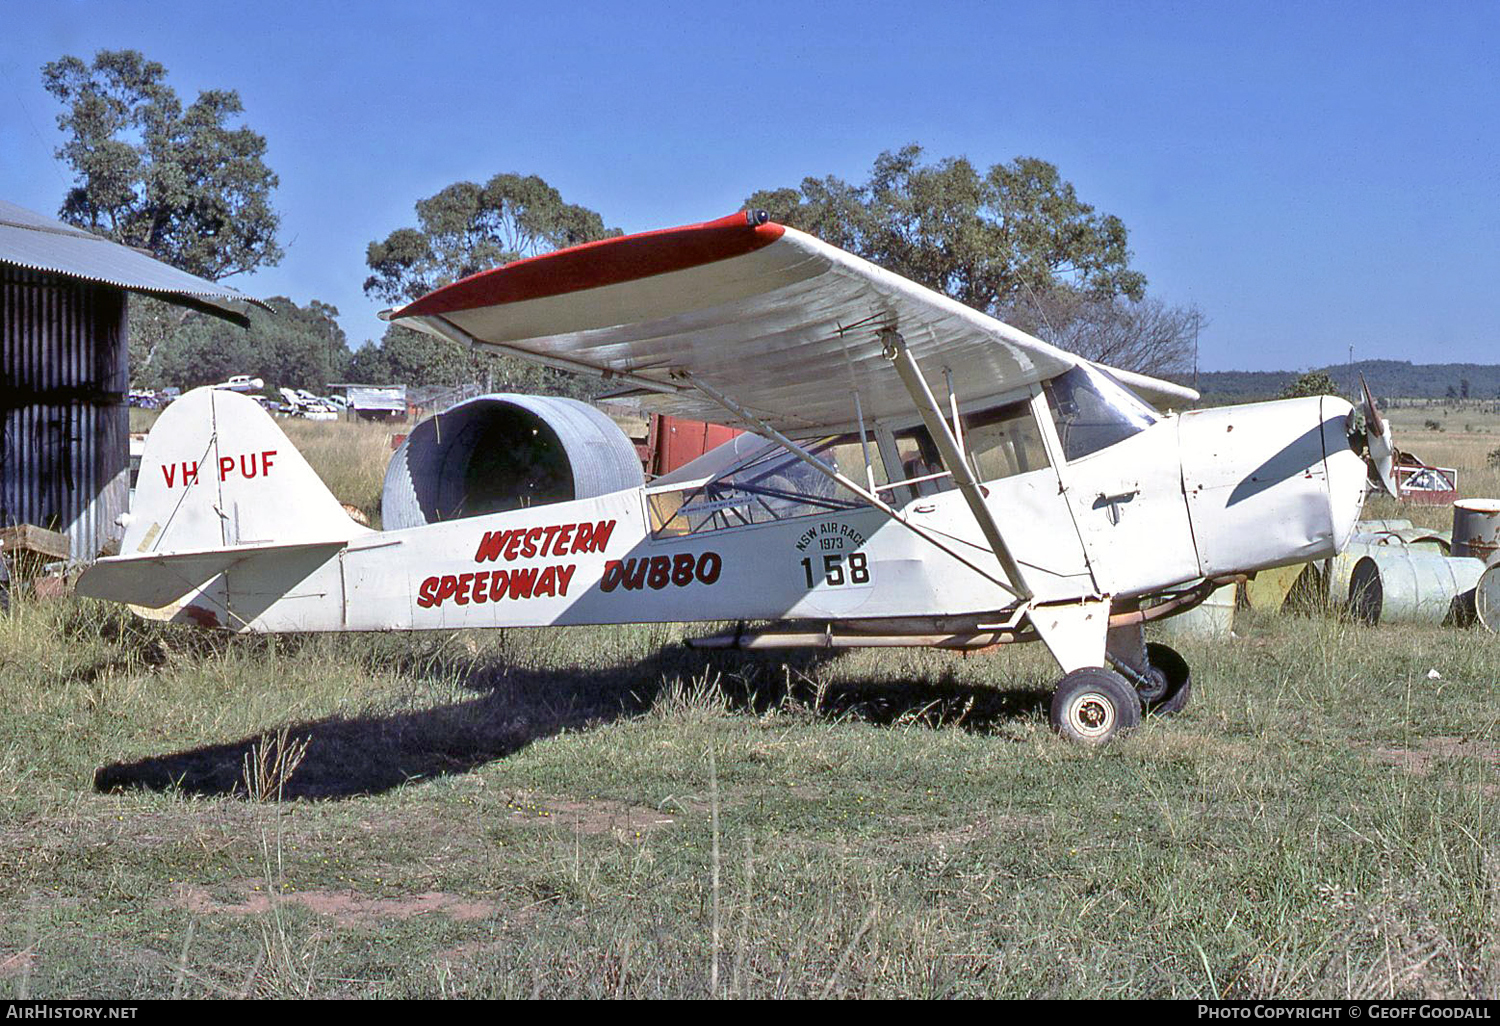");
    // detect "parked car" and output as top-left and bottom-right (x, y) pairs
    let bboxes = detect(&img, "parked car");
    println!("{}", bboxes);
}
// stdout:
(216, 375), (264, 392)
(276, 387), (338, 421)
